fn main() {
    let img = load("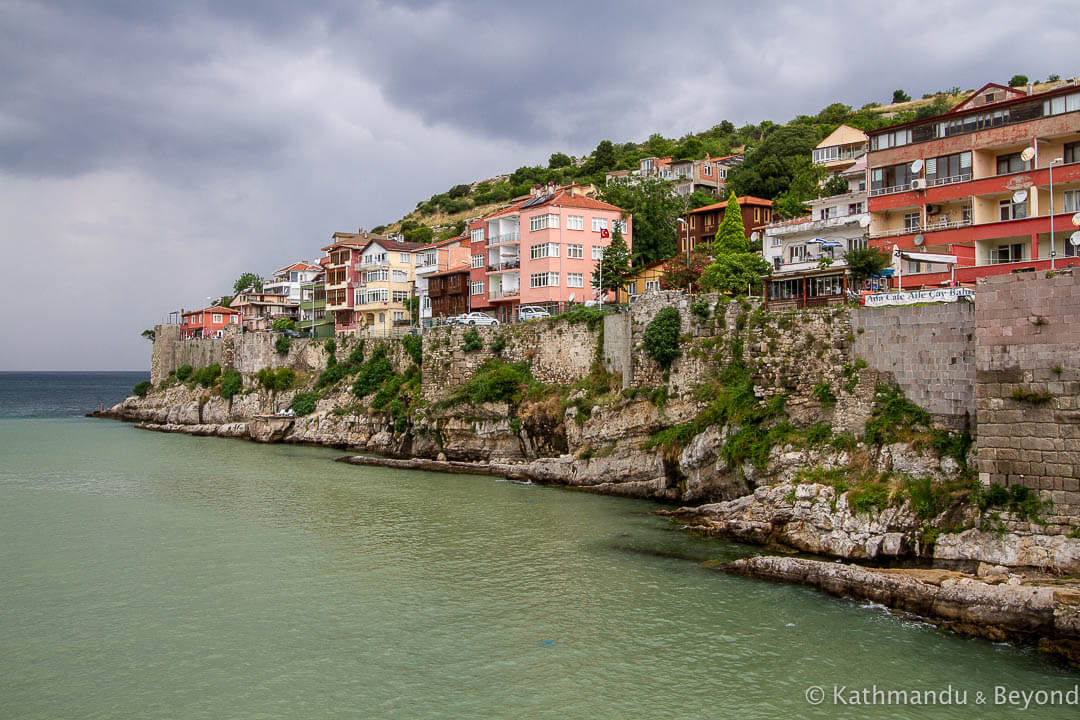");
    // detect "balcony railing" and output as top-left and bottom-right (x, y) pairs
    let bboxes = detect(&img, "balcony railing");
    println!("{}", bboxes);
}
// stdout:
(489, 288), (520, 300)
(869, 218), (973, 240)
(487, 260), (521, 272)
(869, 183), (911, 197)
(489, 231), (520, 245)
(928, 172), (972, 188)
